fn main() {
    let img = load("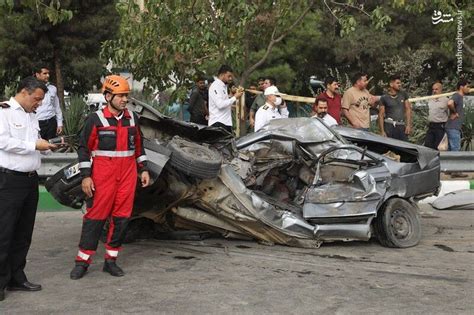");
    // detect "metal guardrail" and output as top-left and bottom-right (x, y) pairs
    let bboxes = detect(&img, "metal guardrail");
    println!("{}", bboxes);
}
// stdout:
(440, 151), (474, 172)
(39, 153), (77, 178)
(39, 151), (473, 178)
